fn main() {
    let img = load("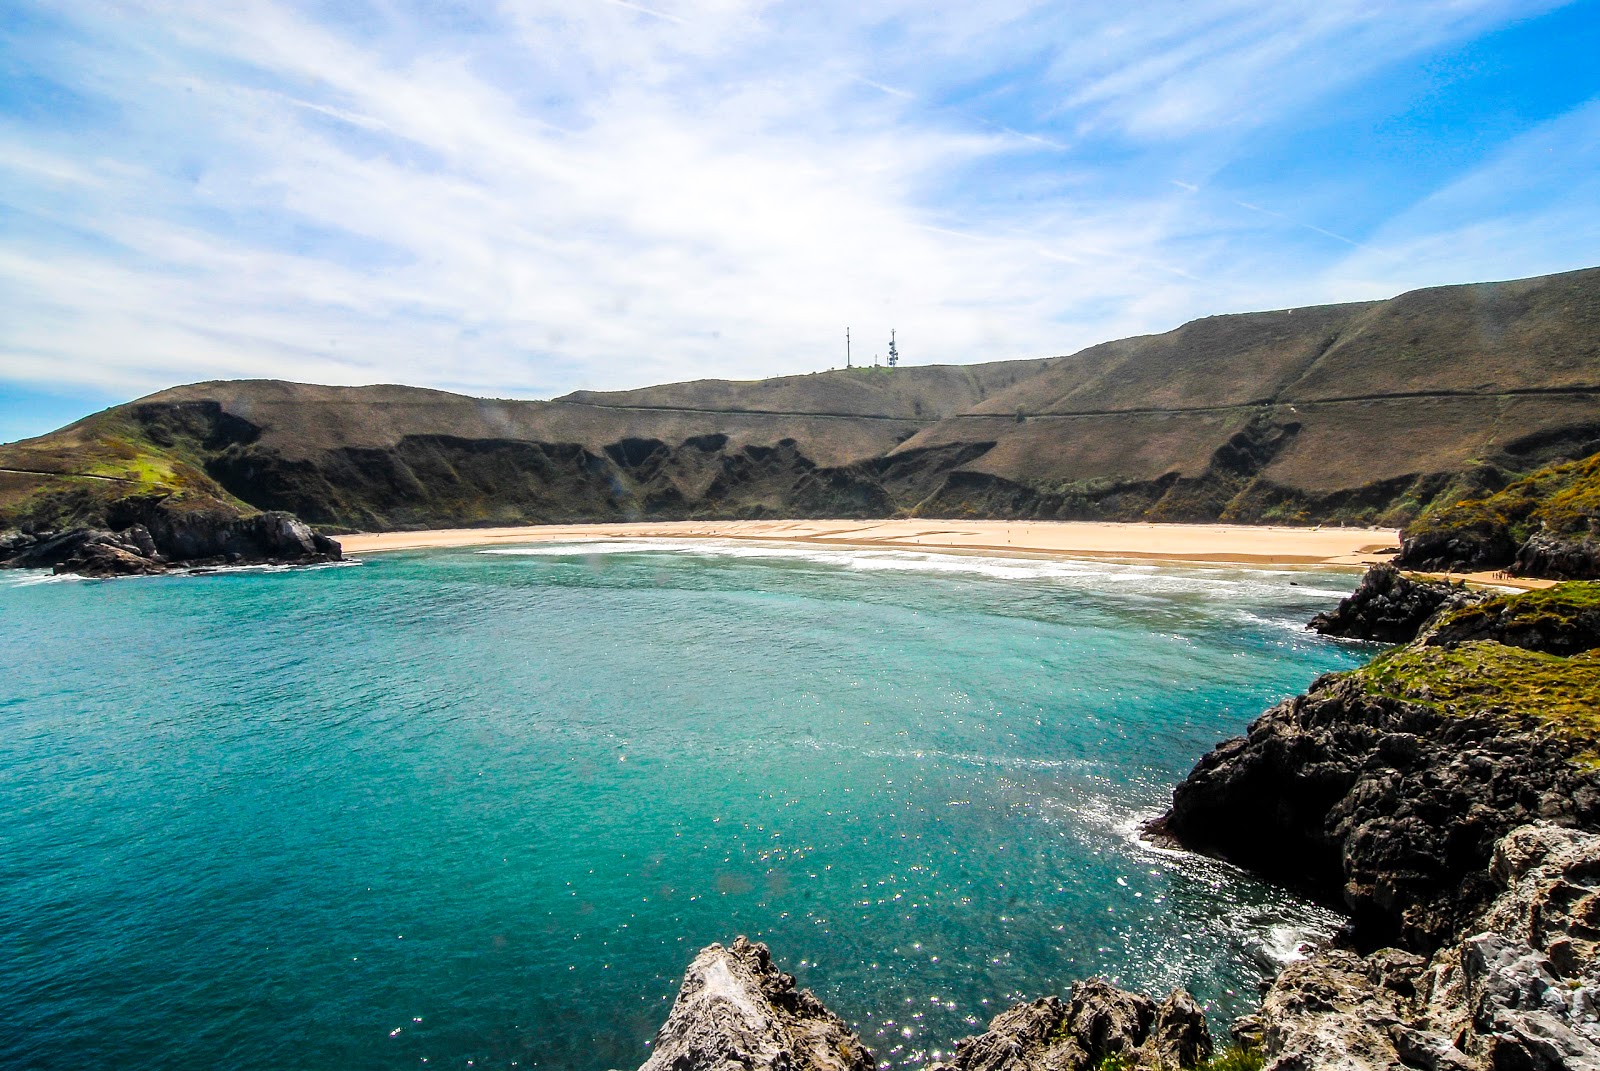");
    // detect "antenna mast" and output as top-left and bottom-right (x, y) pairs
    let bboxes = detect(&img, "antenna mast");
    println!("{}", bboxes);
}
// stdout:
(887, 329), (899, 367)
(846, 327), (852, 369)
